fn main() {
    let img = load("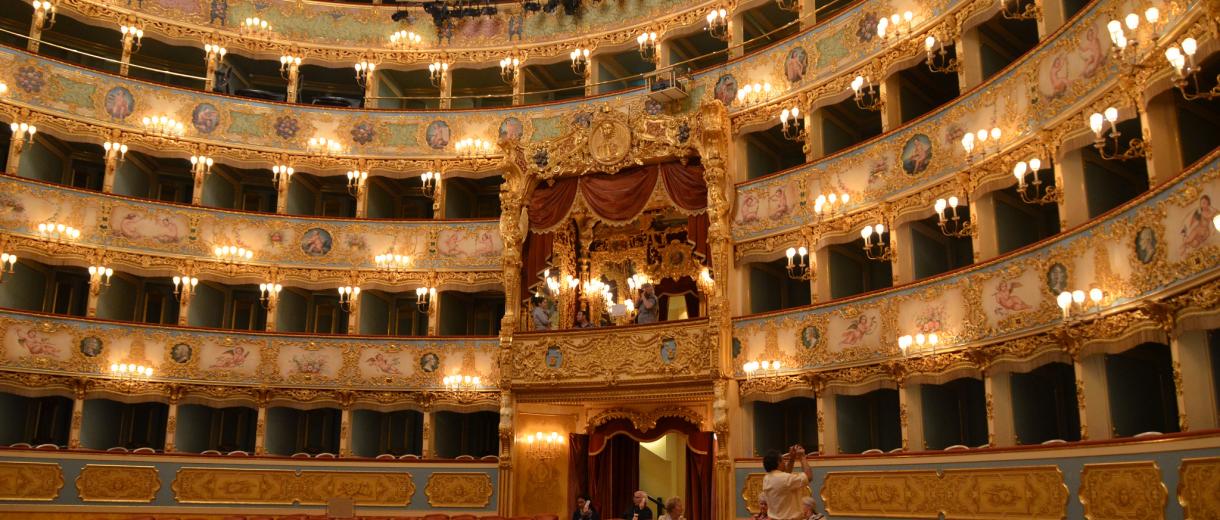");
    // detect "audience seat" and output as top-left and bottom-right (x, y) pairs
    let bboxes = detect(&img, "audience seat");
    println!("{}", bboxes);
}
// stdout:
(375, 453), (396, 460)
